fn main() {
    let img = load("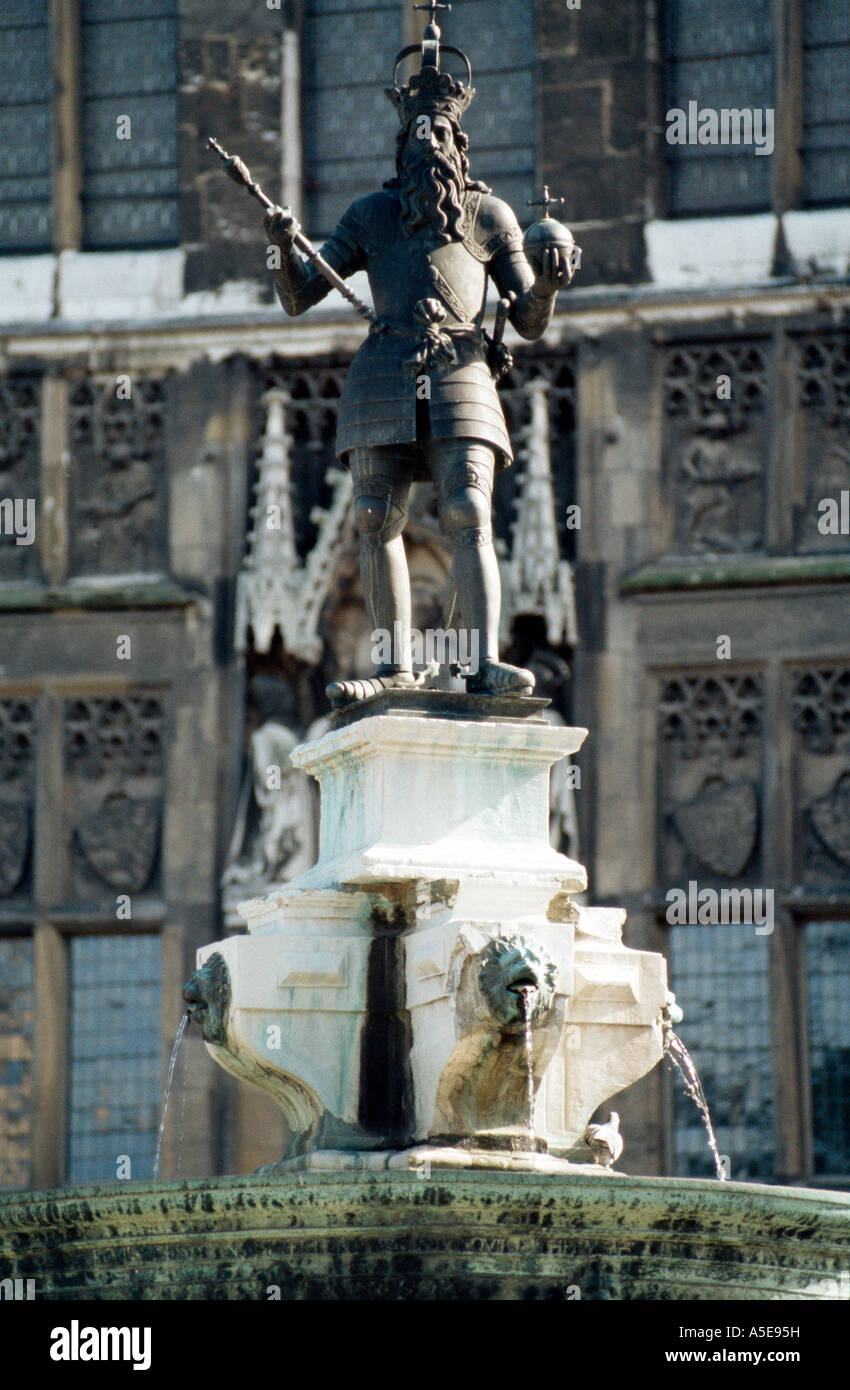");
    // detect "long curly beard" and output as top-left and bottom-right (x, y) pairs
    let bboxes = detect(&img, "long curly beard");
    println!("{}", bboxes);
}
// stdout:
(397, 142), (467, 242)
